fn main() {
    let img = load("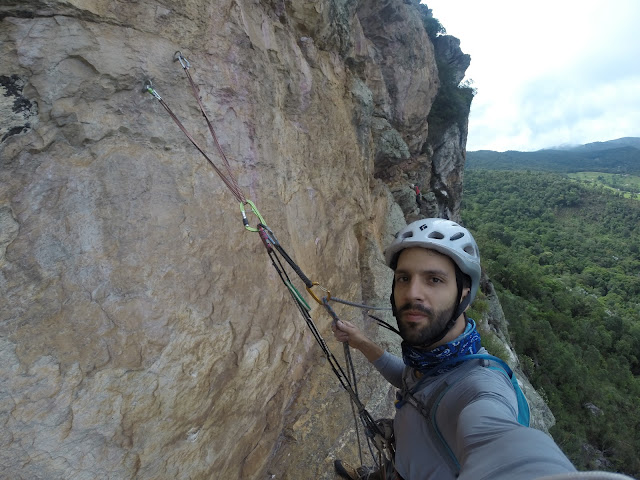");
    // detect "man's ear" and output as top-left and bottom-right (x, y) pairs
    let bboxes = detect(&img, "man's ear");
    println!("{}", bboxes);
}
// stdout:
(461, 287), (471, 312)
